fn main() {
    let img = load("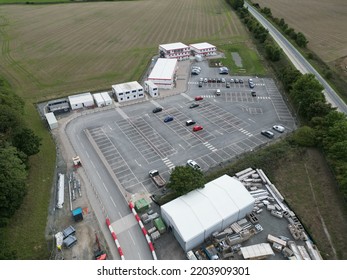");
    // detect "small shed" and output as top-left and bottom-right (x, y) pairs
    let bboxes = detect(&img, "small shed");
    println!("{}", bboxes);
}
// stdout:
(134, 198), (150, 212)
(68, 92), (94, 110)
(100, 92), (112, 106)
(45, 112), (58, 130)
(93, 93), (105, 107)
(154, 217), (166, 234)
(72, 207), (83, 222)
